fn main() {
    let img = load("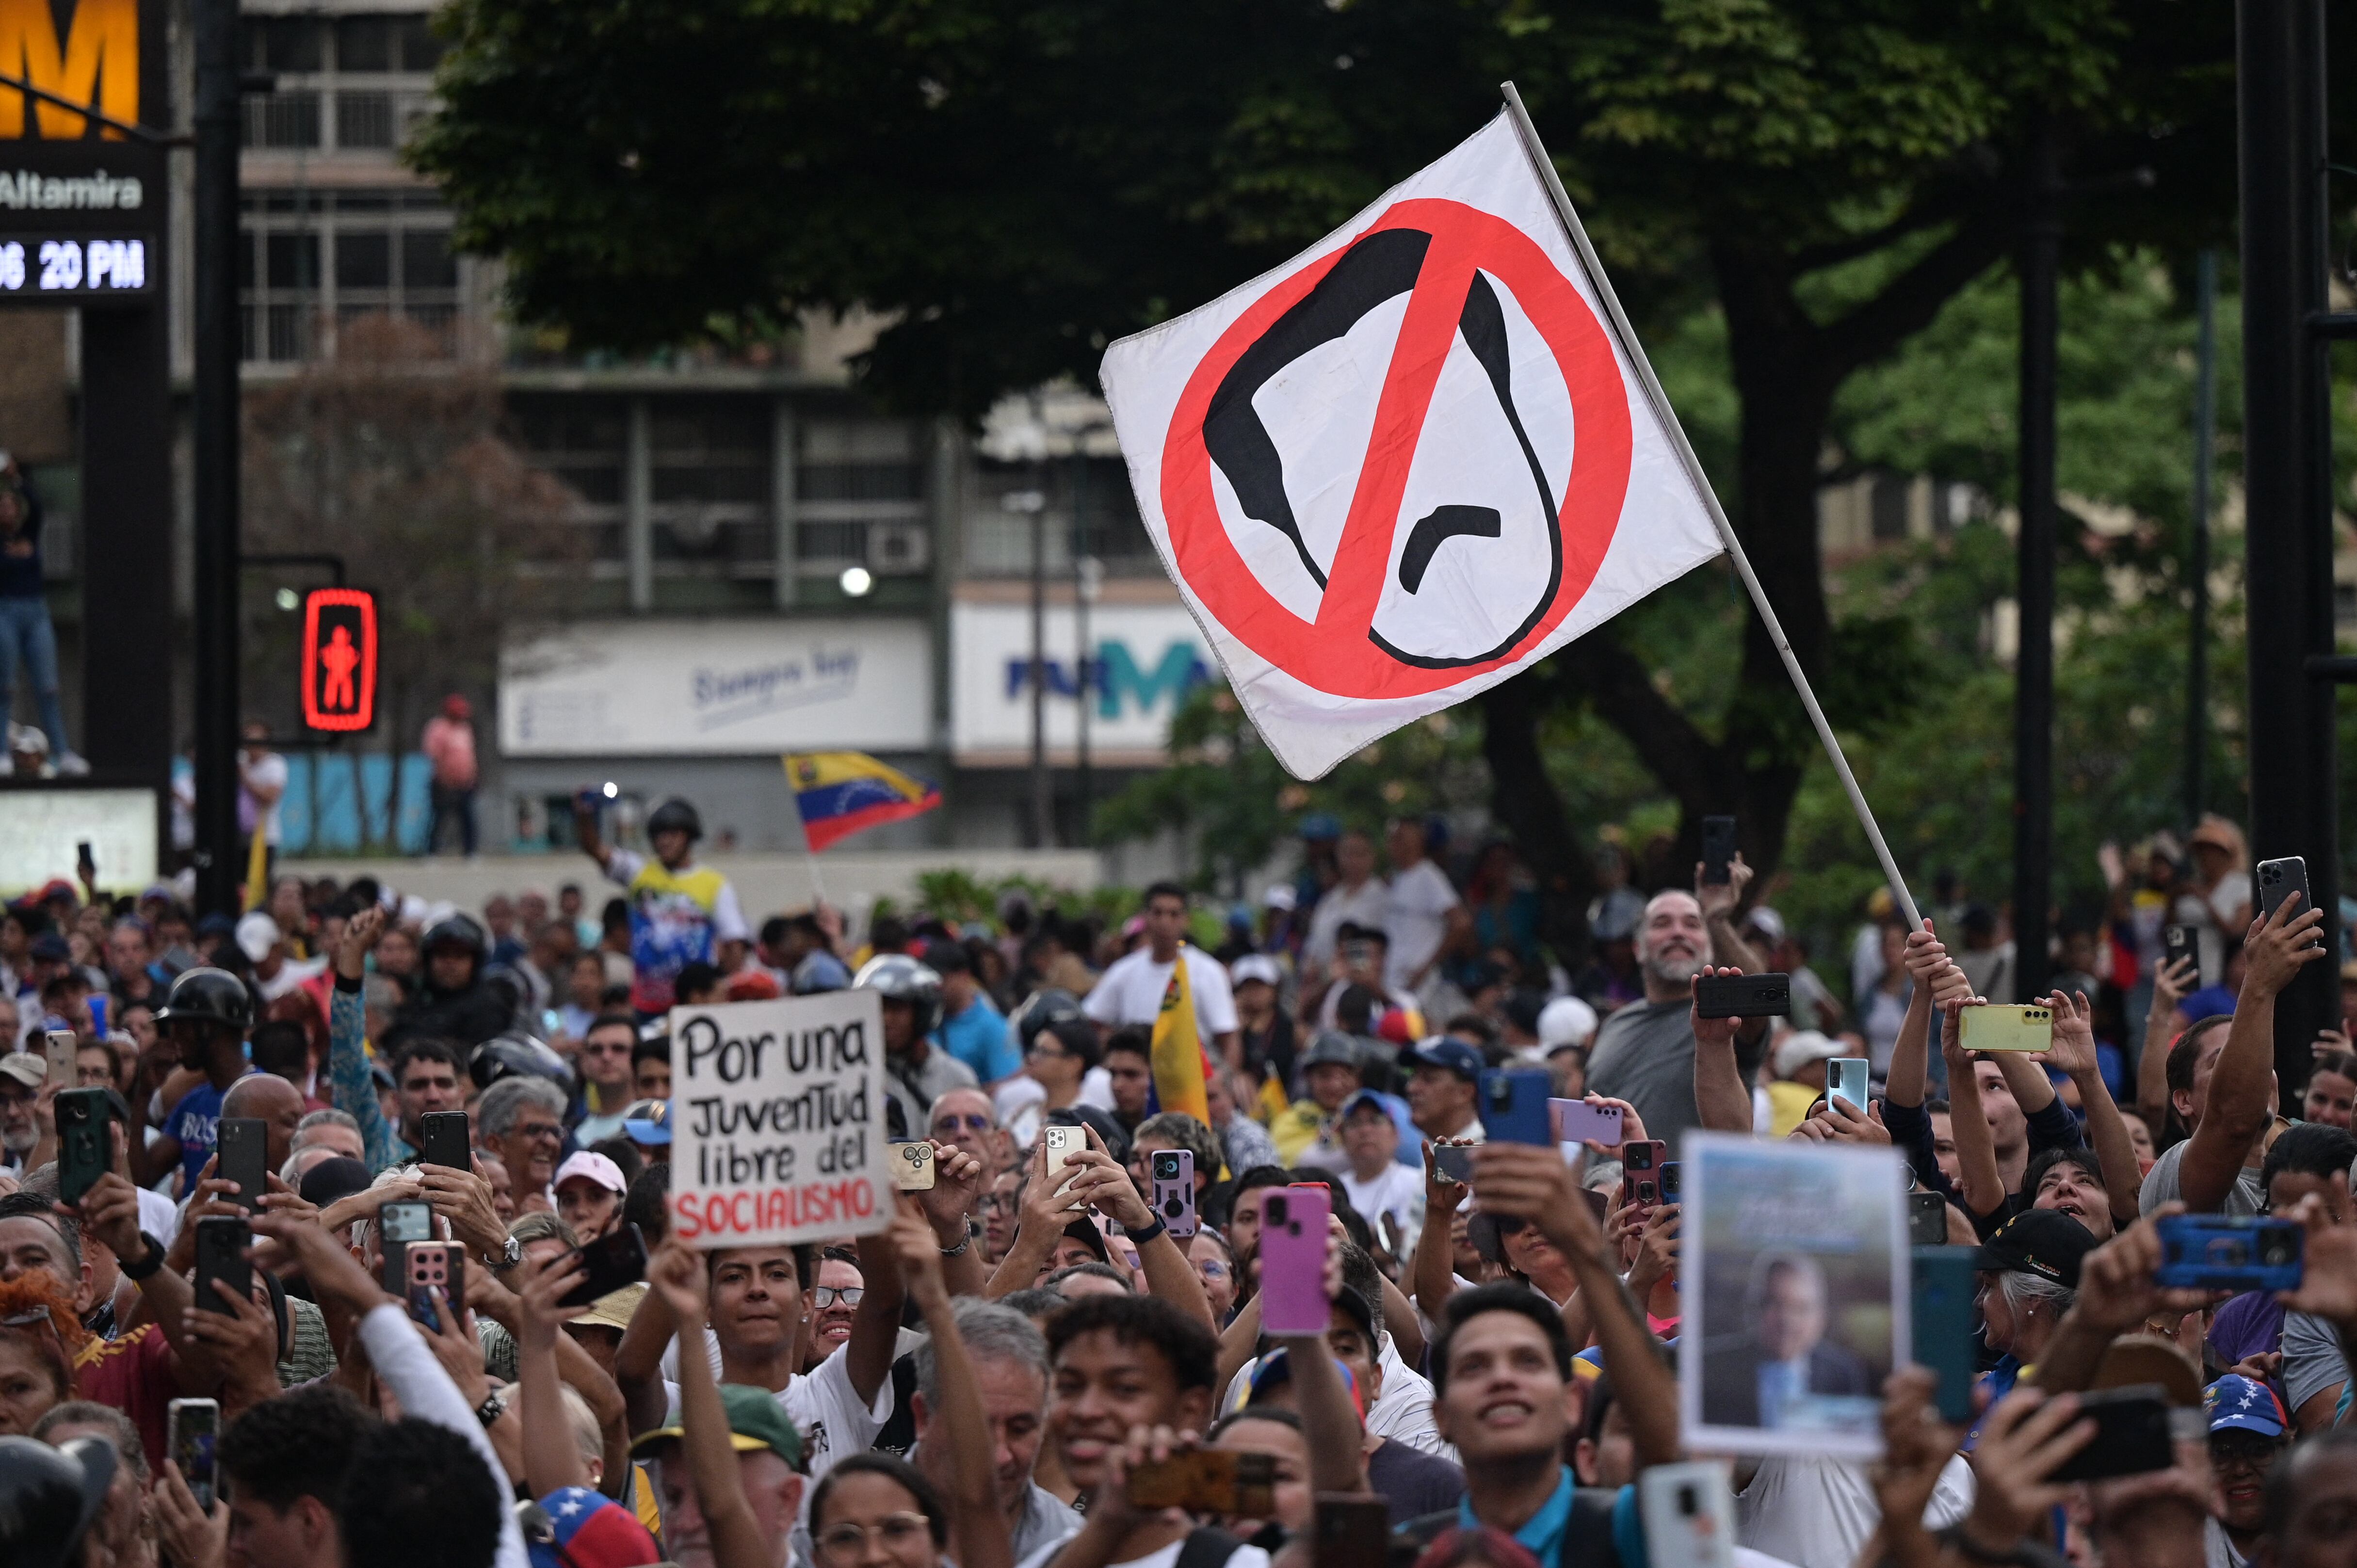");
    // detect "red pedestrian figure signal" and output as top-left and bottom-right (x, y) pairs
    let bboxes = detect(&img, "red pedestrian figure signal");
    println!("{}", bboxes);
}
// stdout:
(301, 588), (377, 732)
